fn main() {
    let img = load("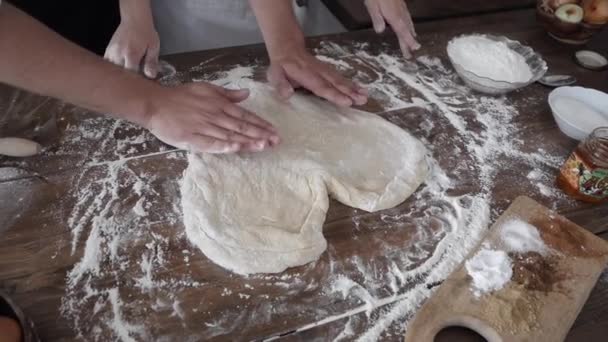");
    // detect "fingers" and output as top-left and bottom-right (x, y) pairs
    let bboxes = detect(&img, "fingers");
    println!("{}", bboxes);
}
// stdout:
(268, 56), (367, 107)
(105, 44), (144, 72)
(211, 108), (277, 142)
(372, 0), (420, 59)
(186, 123), (275, 154)
(239, 140), (273, 152)
(397, 22), (420, 59)
(186, 134), (241, 154)
(222, 104), (277, 133)
(320, 66), (368, 105)
(104, 35), (157, 75)
(365, 0), (386, 33)
(190, 112), (278, 152)
(384, 14), (420, 58)
(104, 45), (125, 68)
(282, 63), (353, 107)
(183, 83), (279, 141)
(355, 85), (369, 98)
(143, 43), (160, 79)
(220, 106), (280, 146)
(403, 2), (417, 38)
(199, 122), (265, 145)
(124, 49), (142, 72)
(203, 85), (276, 131)
(267, 64), (295, 99)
